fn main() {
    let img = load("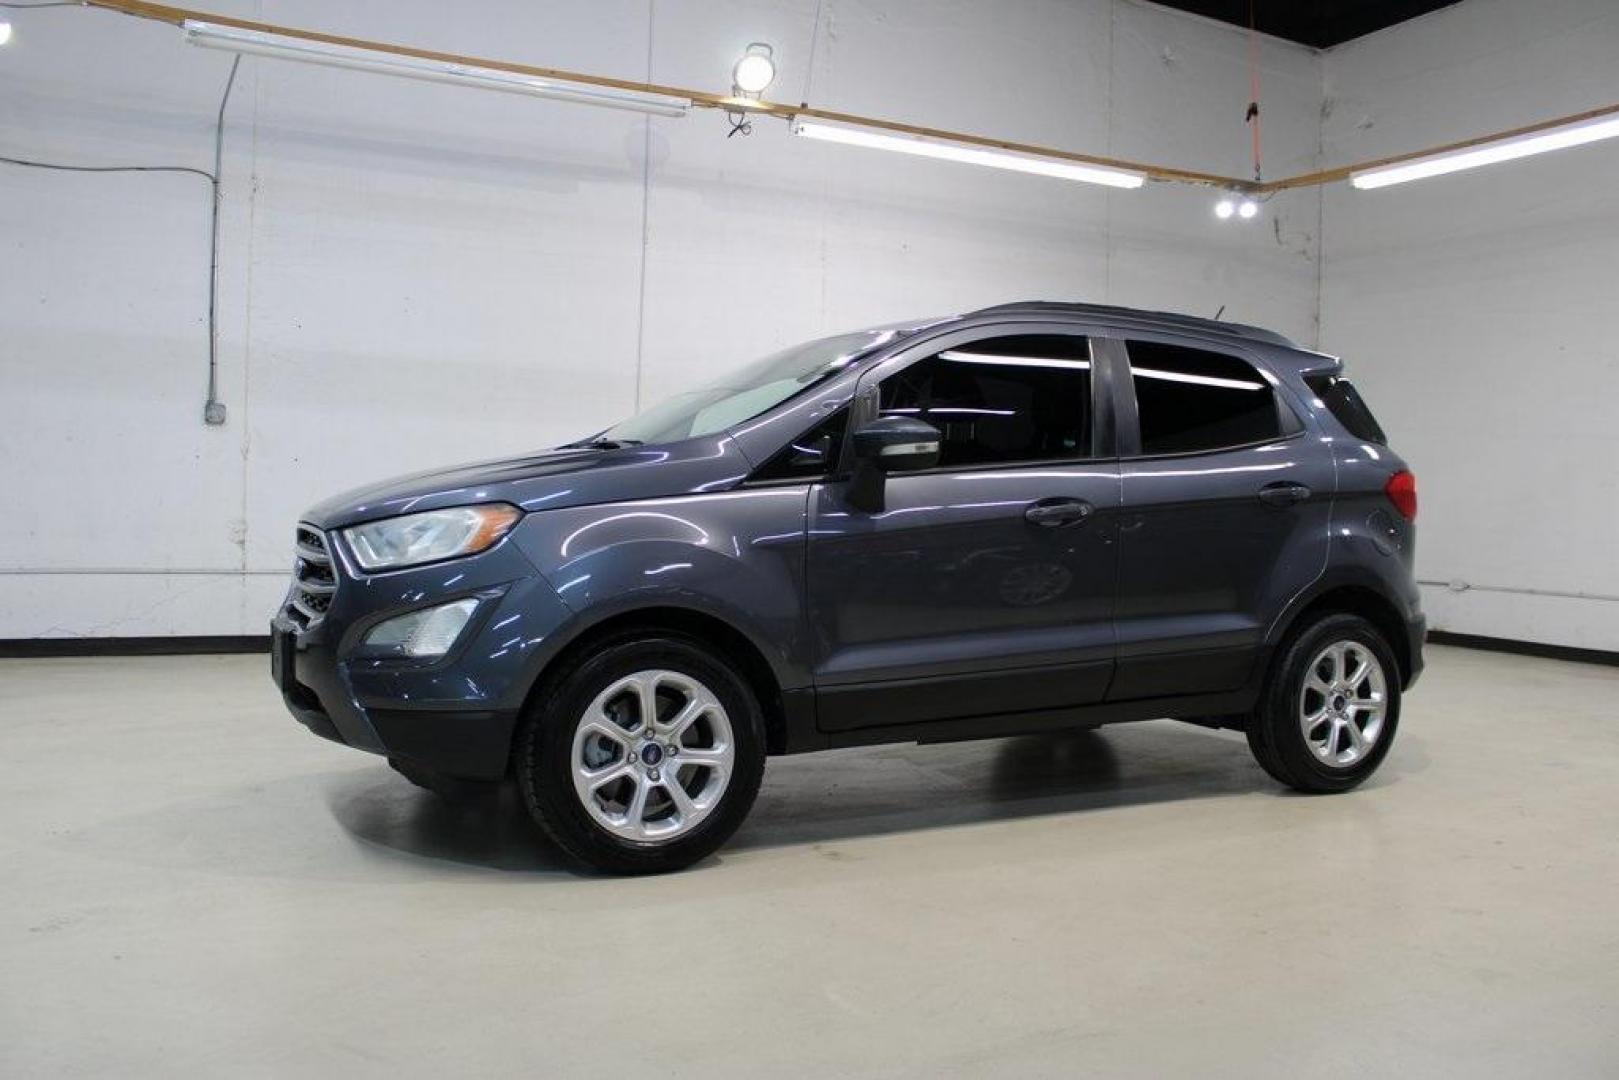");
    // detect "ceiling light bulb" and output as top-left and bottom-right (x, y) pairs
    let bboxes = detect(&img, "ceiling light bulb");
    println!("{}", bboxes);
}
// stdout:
(1238, 198), (1259, 219)
(732, 43), (775, 96)
(1214, 198), (1236, 219)
(0, 21), (13, 47)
